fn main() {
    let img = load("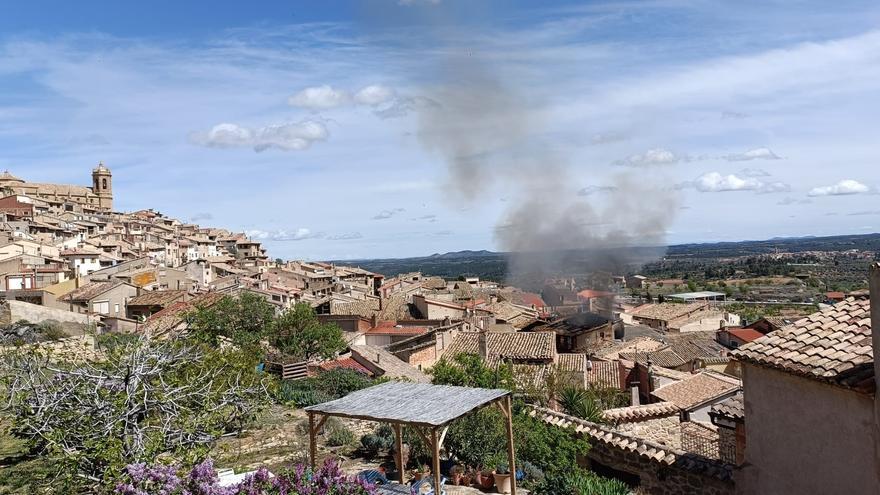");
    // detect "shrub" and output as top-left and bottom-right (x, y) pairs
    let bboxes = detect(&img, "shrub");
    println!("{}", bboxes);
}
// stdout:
(36, 321), (65, 341)
(325, 420), (355, 447)
(276, 368), (375, 407)
(360, 424), (394, 458)
(532, 470), (629, 495)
